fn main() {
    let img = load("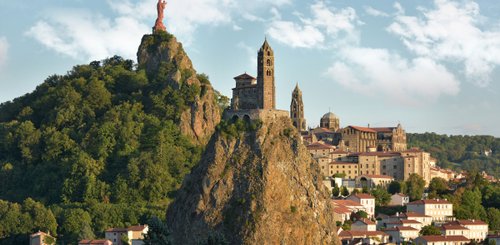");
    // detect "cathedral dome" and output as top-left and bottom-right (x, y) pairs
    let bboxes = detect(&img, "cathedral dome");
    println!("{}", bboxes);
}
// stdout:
(322, 112), (338, 119)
